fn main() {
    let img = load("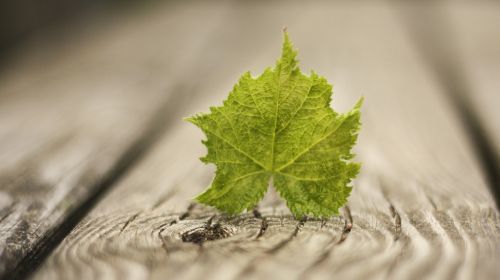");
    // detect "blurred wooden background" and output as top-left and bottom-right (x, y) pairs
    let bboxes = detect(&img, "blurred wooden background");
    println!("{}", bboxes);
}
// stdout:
(0, 0), (498, 279)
